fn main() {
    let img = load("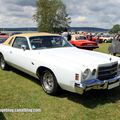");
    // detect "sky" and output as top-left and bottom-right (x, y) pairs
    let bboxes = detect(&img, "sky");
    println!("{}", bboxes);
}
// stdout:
(0, 0), (120, 29)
